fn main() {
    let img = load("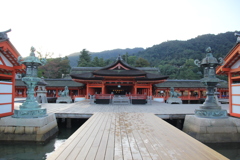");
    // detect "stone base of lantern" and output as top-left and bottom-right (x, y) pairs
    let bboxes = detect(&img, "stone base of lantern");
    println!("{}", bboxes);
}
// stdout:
(195, 109), (228, 118)
(12, 108), (47, 118)
(0, 113), (58, 142)
(183, 115), (240, 143)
